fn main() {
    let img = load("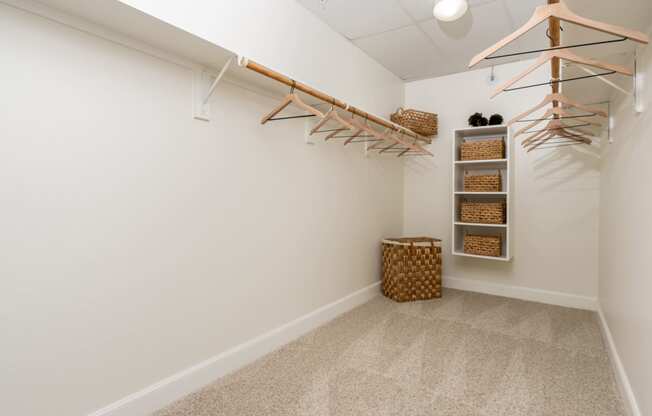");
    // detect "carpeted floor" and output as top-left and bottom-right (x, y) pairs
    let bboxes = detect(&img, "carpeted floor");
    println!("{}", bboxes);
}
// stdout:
(154, 289), (625, 416)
